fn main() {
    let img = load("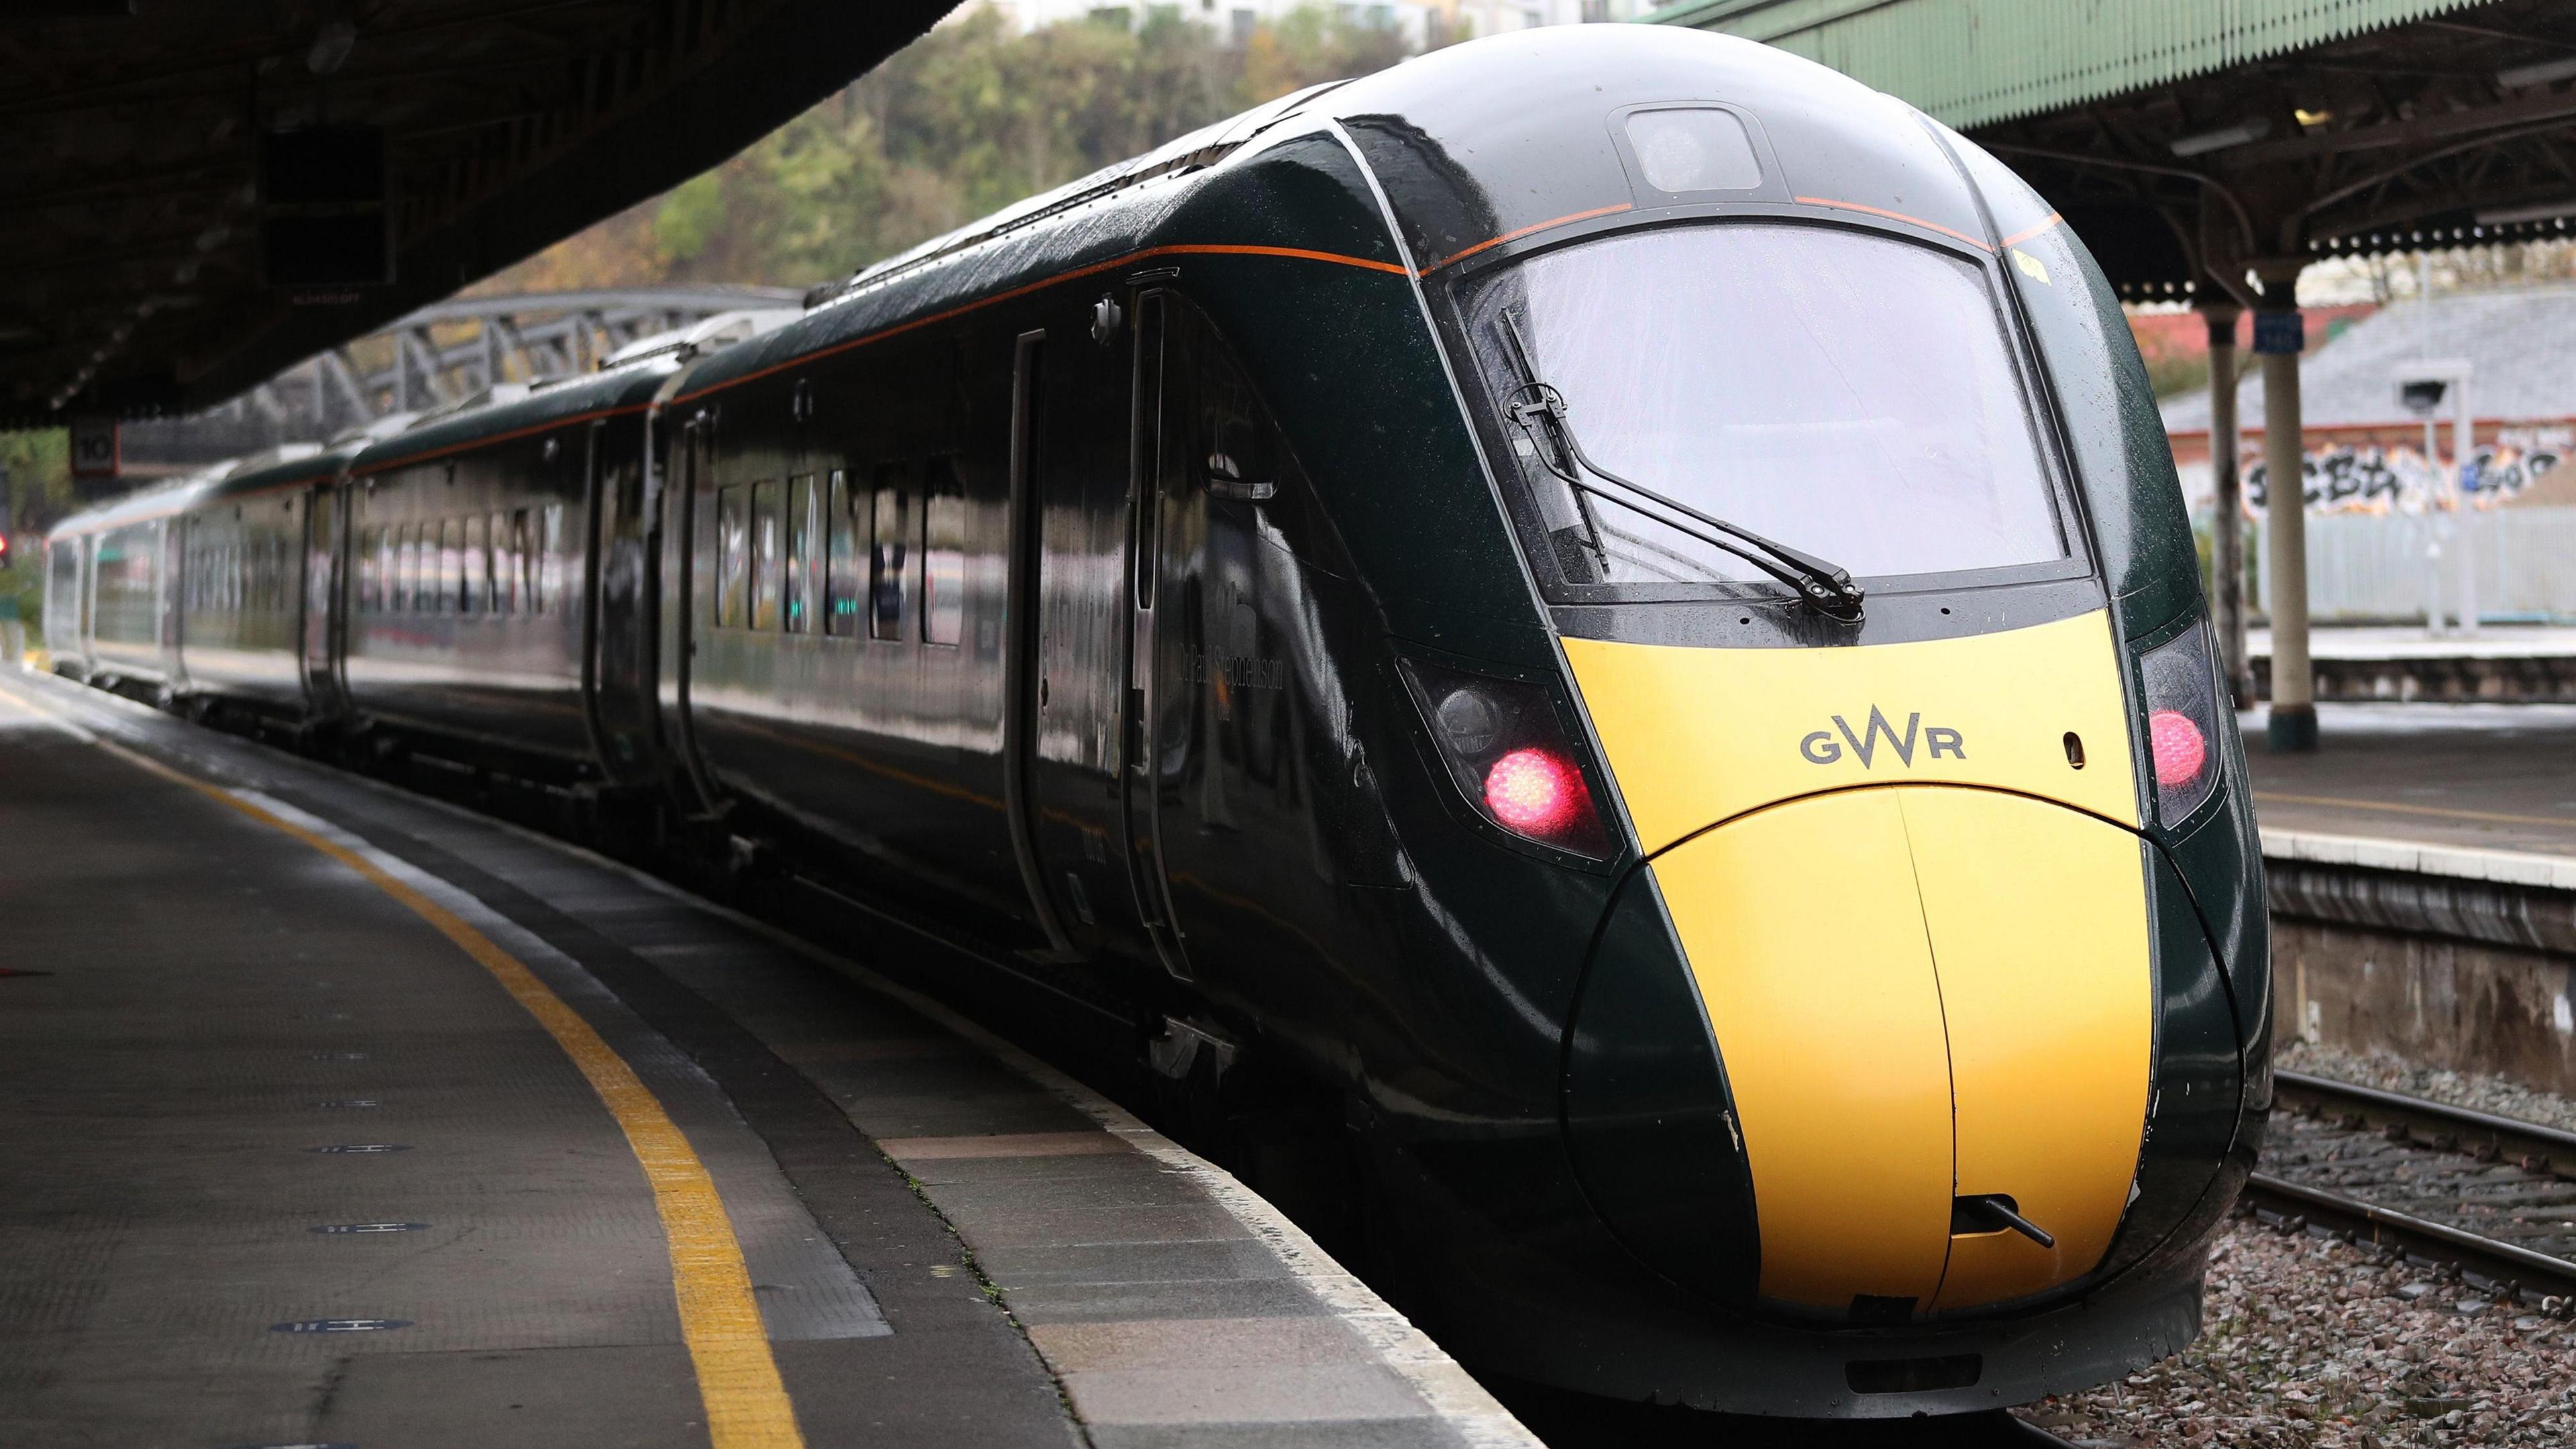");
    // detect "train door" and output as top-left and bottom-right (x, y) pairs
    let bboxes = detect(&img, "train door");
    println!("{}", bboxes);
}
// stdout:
(584, 417), (661, 780)
(1130, 295), (1356, 987)
(1004, 330), (1082, 960)
(1019, 292), (1211, 973)
(661, 411), (722, 815)
(1121, 292), (1191, 979)
(299, 482), (349, 714)
(76, 533), (95, 665)
(42, 536), (76, 667)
